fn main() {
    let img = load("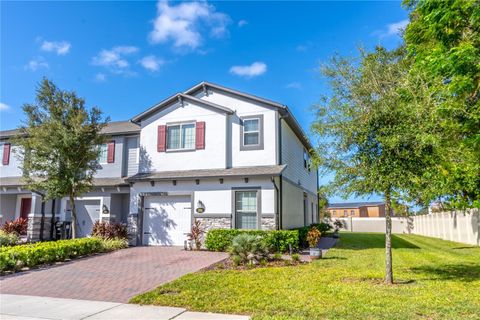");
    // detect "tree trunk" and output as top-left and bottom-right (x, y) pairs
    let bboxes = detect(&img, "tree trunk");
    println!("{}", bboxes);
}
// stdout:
(69, 194), (77, 239)
(385, 189), (393, 284)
